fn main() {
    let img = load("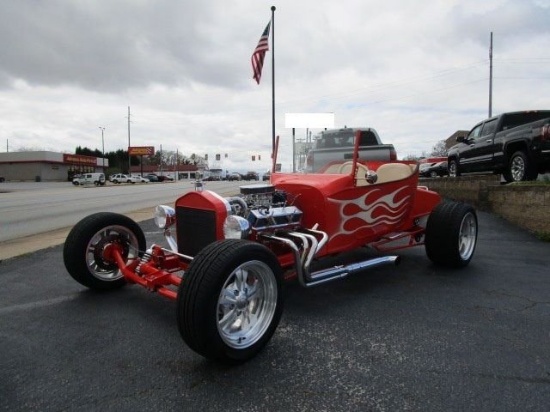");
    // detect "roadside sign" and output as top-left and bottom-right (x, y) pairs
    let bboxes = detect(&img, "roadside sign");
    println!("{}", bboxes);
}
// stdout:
(128, 146), (155, 156)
